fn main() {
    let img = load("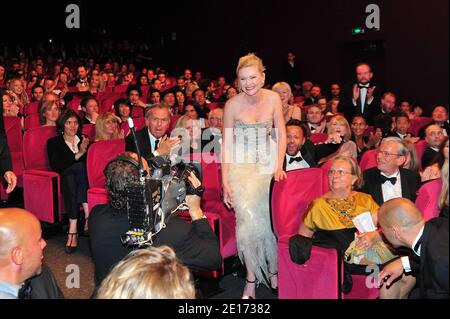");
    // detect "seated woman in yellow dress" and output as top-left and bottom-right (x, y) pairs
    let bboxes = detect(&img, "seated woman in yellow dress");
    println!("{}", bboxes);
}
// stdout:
(290, 156), (416, 298)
